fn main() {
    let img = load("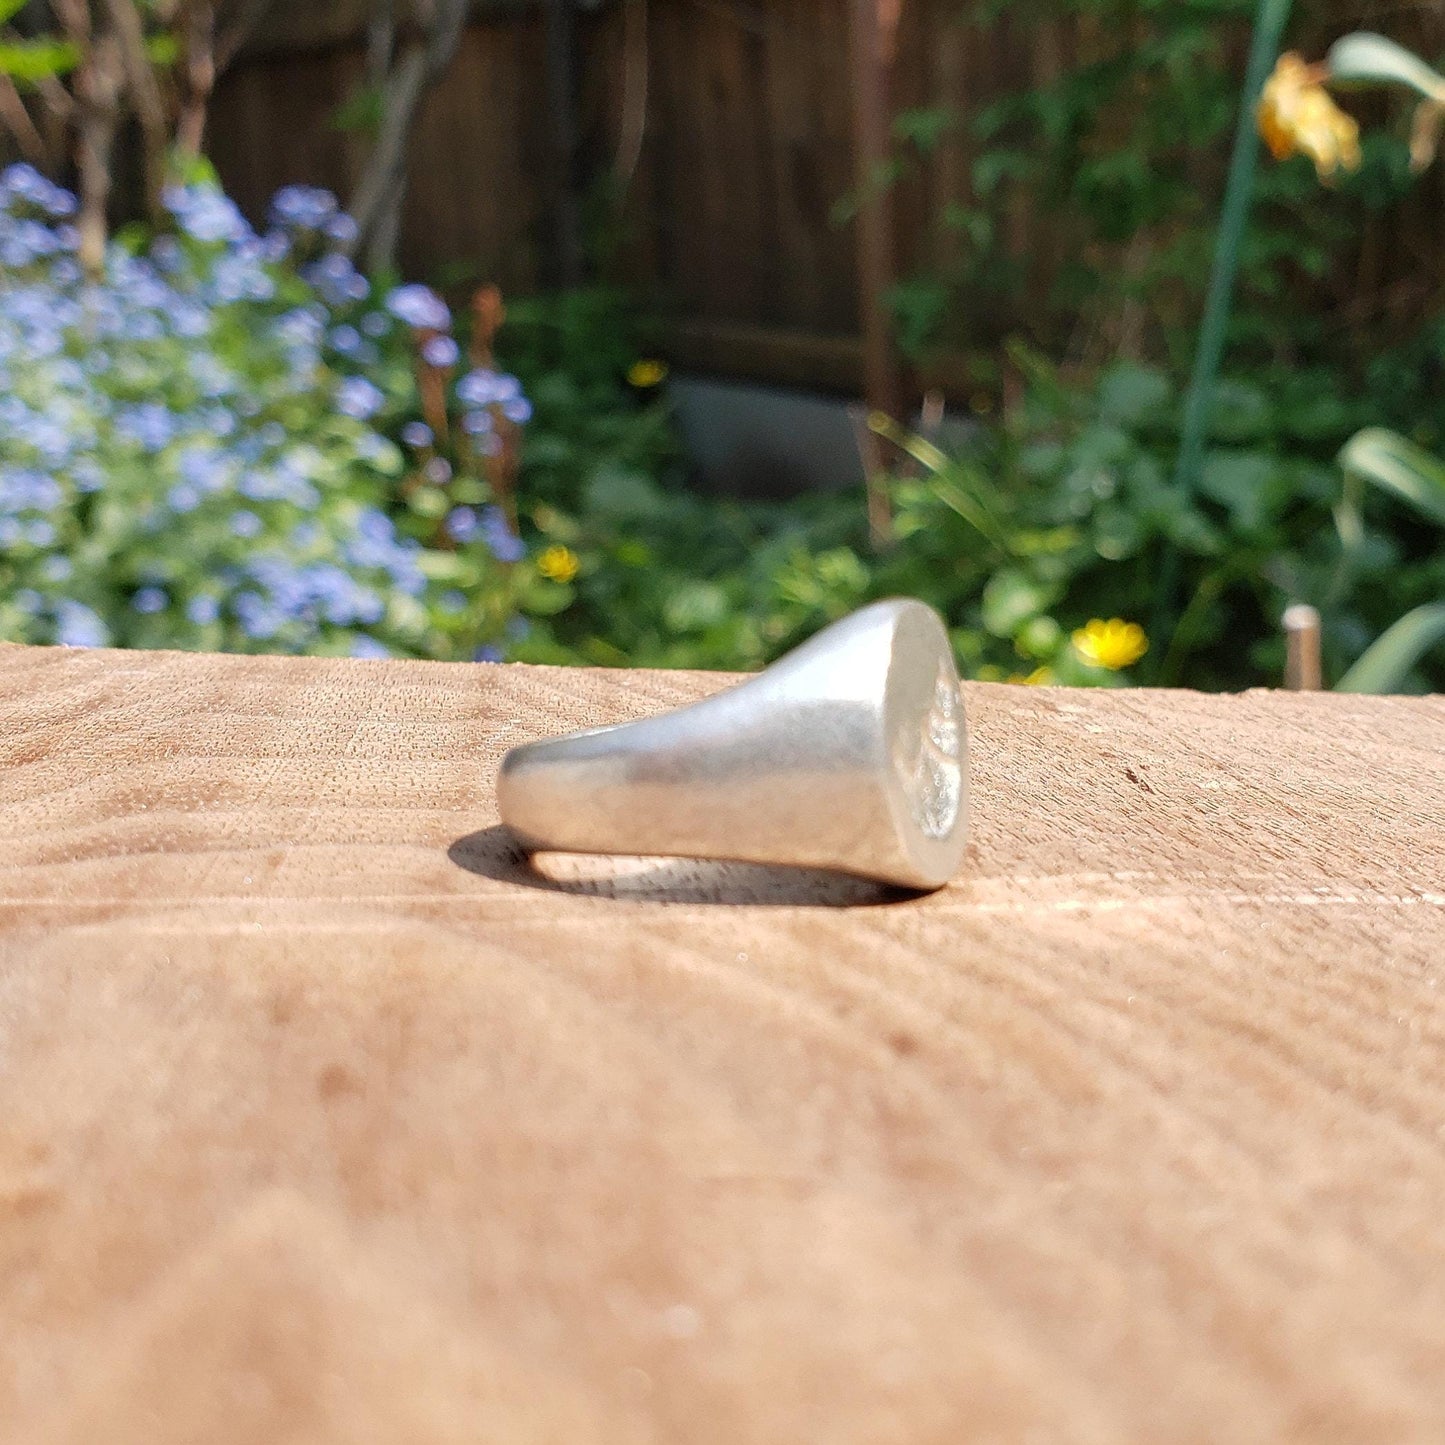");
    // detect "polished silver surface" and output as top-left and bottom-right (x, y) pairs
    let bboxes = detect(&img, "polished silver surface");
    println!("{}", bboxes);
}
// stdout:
(497, 598), (969, 890)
